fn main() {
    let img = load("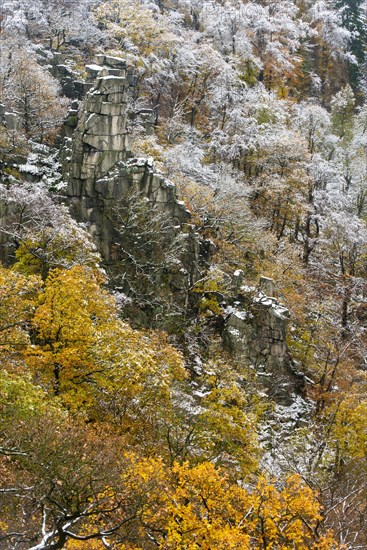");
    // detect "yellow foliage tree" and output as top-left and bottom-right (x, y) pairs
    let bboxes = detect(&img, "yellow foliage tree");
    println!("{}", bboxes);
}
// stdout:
(165, 461), (251, 549)
(325, 394), (367, 478)
(248, 474), (332, 549)
(159, 464), (335, 550)
(27, 265), (114, 398)
(26, 265), (186, 428)
(0, 265), (42, 355)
